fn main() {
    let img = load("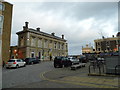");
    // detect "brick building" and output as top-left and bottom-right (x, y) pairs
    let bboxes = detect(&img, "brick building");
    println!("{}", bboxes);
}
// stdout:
(94, 32), (120, 54)
(0, 1), (13, 64)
